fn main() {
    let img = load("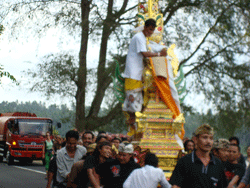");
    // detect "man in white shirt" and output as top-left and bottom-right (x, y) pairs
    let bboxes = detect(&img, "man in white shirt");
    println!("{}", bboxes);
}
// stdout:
(123, 18), (167, 125)
(123, 152), (171, 188)
(56, 130), (87, 188)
